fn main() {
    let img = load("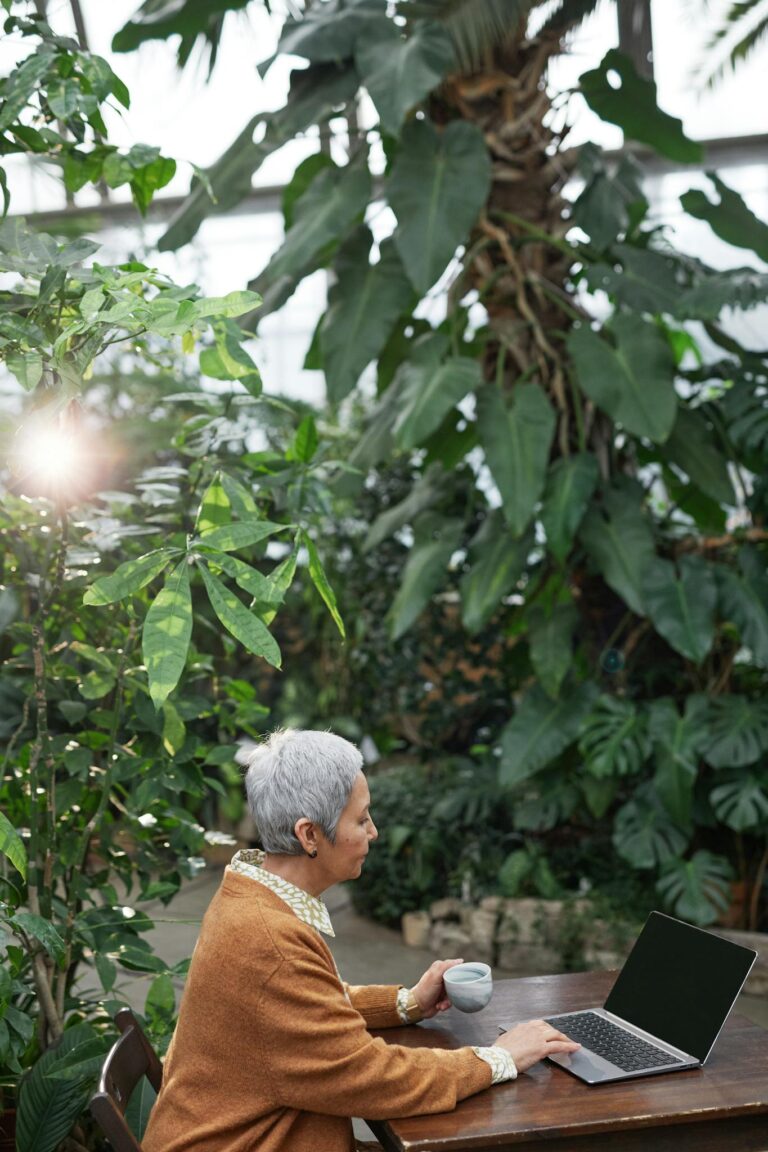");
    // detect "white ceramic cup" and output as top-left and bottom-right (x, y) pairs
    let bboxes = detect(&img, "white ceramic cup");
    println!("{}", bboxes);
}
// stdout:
(443, 962), (493, 1013)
